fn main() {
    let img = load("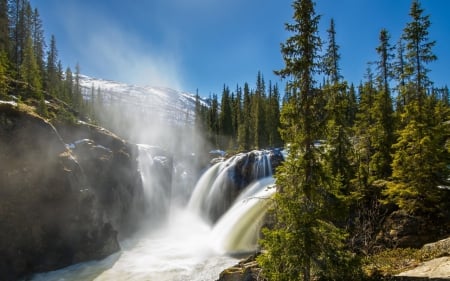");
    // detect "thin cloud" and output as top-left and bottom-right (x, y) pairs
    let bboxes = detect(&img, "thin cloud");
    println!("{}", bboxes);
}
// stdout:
(58, 1), (183, 89)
